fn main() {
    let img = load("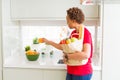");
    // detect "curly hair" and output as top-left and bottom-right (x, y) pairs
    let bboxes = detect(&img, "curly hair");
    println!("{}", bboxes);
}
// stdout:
(67, 7), (85, 24)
